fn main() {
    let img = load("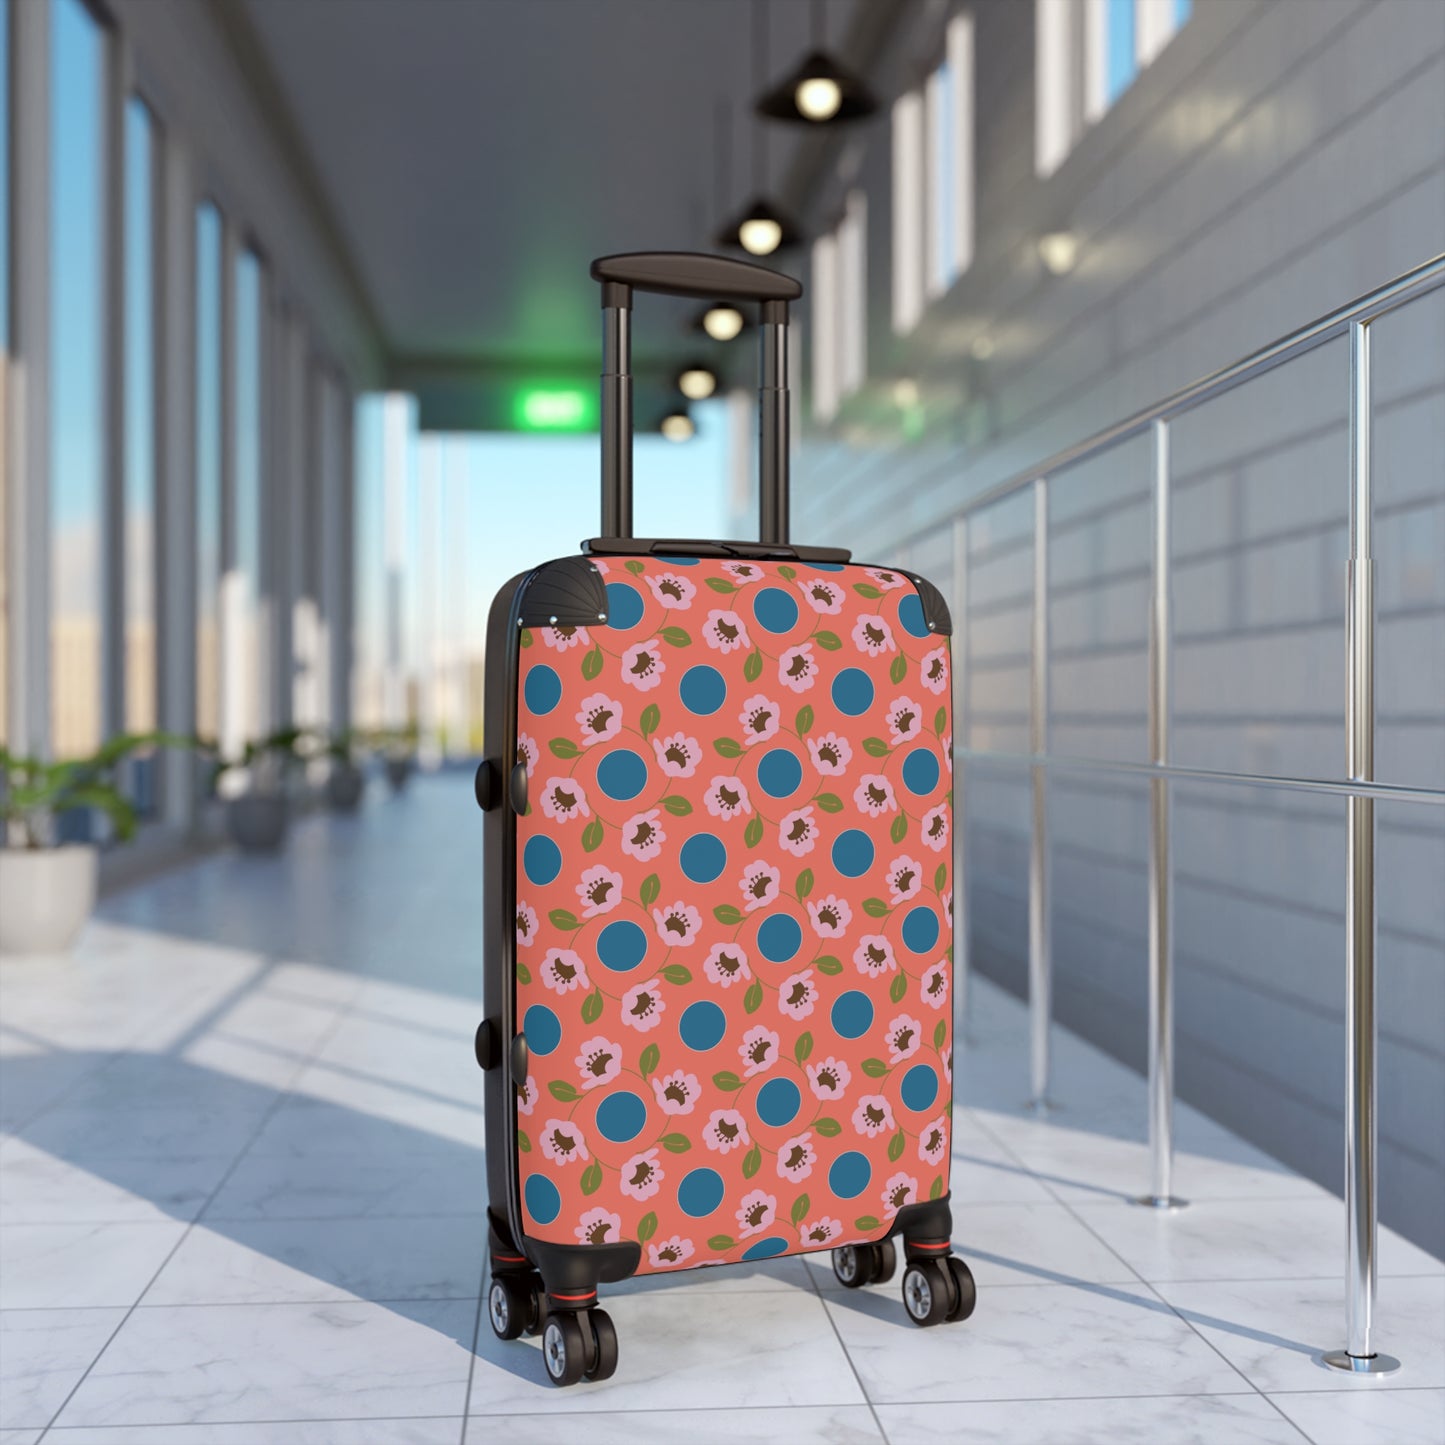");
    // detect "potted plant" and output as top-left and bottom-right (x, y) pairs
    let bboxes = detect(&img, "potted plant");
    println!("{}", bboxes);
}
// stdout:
(325, 729), (366, 812)
(220, 727), (307, 853)
(0, 732), (185, 955)
(382, 723), (419, 792)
